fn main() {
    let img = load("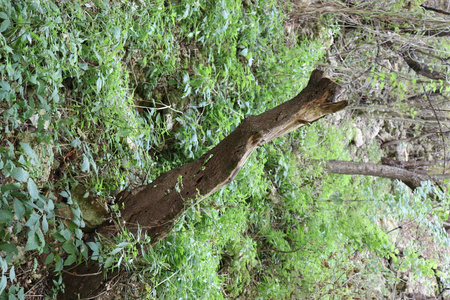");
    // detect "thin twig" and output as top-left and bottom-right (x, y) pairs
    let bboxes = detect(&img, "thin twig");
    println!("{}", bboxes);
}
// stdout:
(62, 269), (103, 277)
(154, 270), (179, 289)
(424, 88), (447, 174)
(258, 246), (304, 254)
